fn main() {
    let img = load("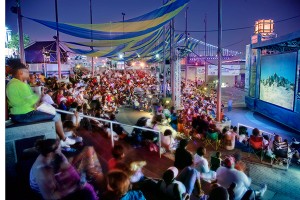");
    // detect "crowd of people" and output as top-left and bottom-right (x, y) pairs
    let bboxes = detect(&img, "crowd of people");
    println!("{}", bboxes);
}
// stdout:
(5, 58), (300, 200)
